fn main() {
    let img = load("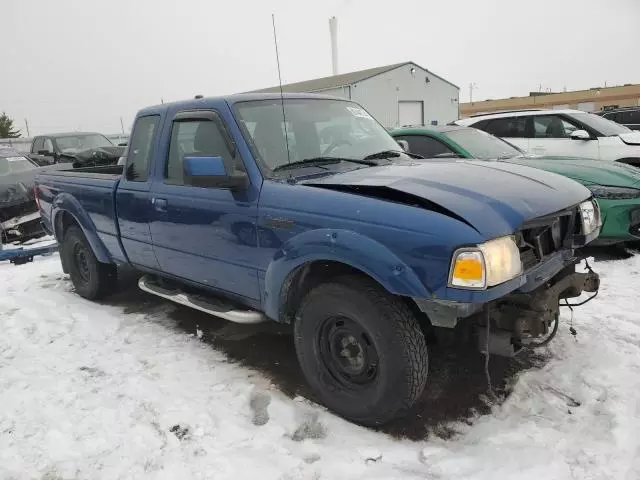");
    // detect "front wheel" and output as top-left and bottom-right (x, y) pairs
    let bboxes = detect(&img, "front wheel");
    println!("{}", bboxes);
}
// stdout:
(61, 225), (117, 300)
(294, 275), (428, 427)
